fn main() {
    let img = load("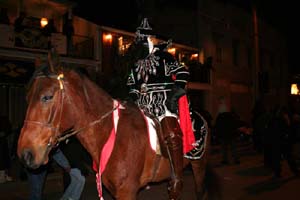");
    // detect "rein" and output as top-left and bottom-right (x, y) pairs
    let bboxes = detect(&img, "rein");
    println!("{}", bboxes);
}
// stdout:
(56, 102), (121, 143)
